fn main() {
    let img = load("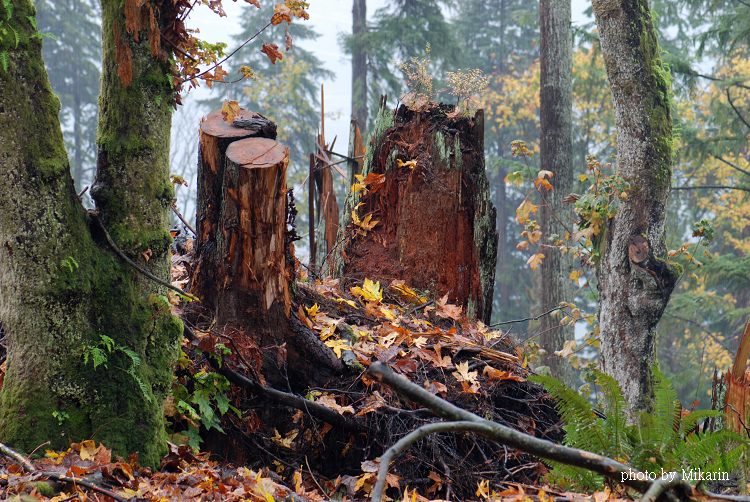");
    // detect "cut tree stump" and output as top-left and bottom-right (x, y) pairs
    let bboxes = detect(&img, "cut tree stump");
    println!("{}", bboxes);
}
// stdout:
(191, 113), (341, 387)
(335, 104), (498, 323)
(192, 110), (277, 305)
